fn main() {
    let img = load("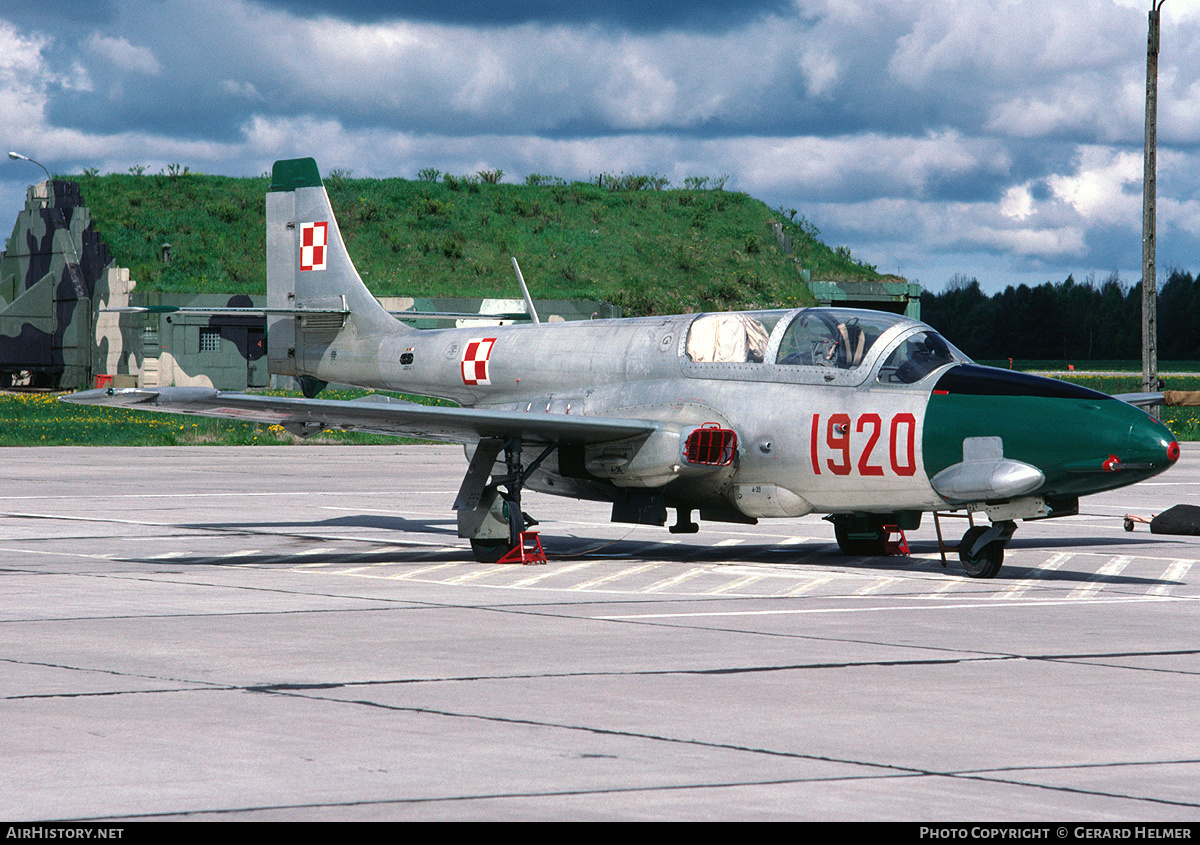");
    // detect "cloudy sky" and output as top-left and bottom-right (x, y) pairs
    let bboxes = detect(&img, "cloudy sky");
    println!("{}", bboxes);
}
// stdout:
(3, 0), (1200, 294)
